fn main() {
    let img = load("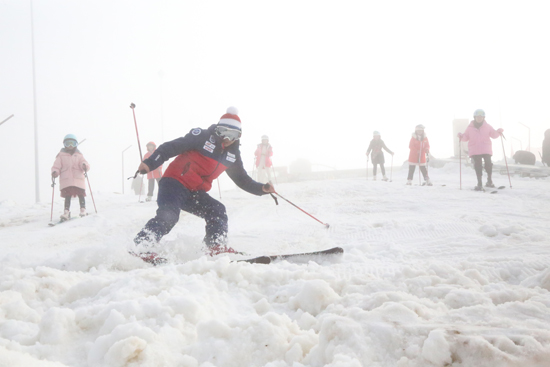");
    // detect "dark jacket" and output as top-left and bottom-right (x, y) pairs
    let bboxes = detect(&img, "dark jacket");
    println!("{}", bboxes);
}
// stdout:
(143, 125), (265, 195)
(366, 139), (393, 164)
